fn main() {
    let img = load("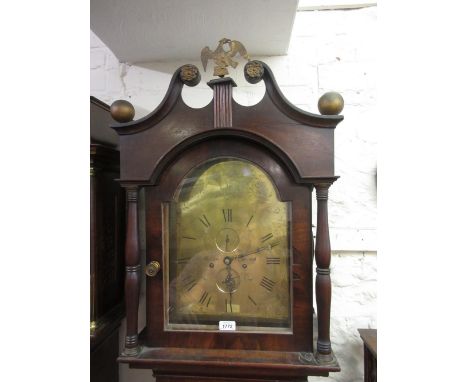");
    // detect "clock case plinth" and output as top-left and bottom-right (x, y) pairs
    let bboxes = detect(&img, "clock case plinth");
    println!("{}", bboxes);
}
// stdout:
(111, 62), (343, 381)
